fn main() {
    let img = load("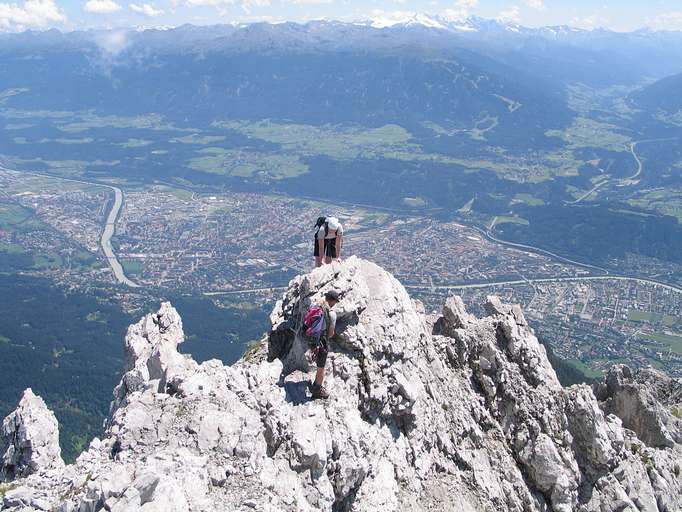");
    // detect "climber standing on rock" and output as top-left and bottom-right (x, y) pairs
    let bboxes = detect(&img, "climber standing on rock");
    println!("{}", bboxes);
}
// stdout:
(304, 289), (340, 399)
(314, 216), (343, 267)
